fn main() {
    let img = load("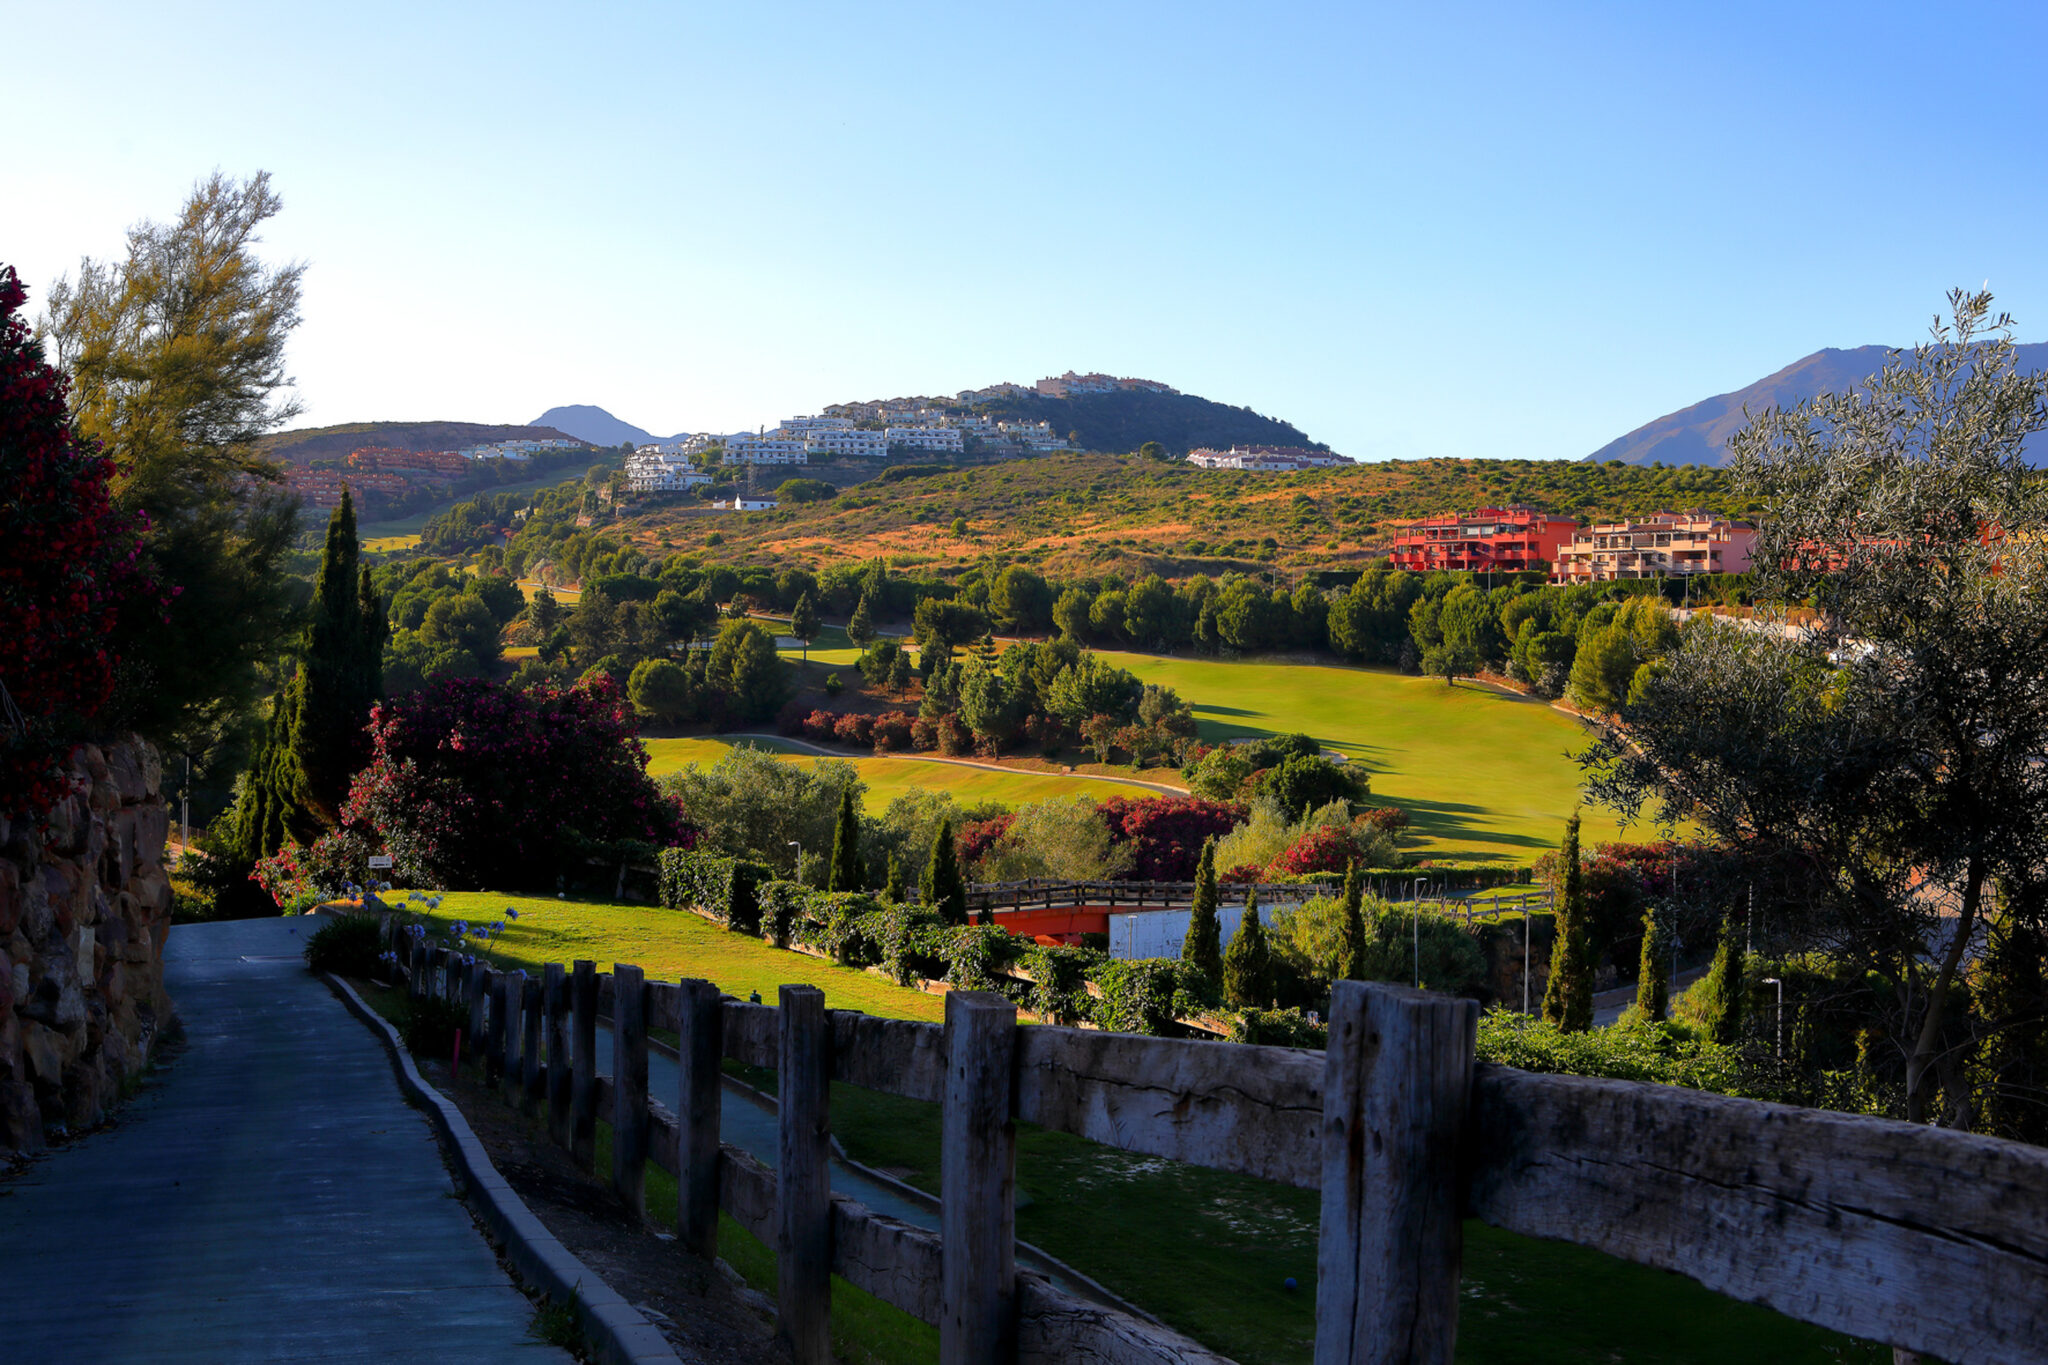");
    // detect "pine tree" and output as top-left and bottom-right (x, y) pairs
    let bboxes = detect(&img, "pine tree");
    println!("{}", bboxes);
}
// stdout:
(790, 590), (821, 663)
(1222, 888), (1274, 1009)
(847, 590), (877, 648)
(1699, 914), (1745, 1046)
(1542, 811), (1595, 1033)
(1340, 862), (1368, 981)
(884, 852), (905, 904)
(1636, 905), (1670, 1021)
(531, 586), (561, 633)
(921, 817), (967, 925)
(828, 785), (865, 893)
(1182, 836), (1223, 982)
(281, 489), (387, 832)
